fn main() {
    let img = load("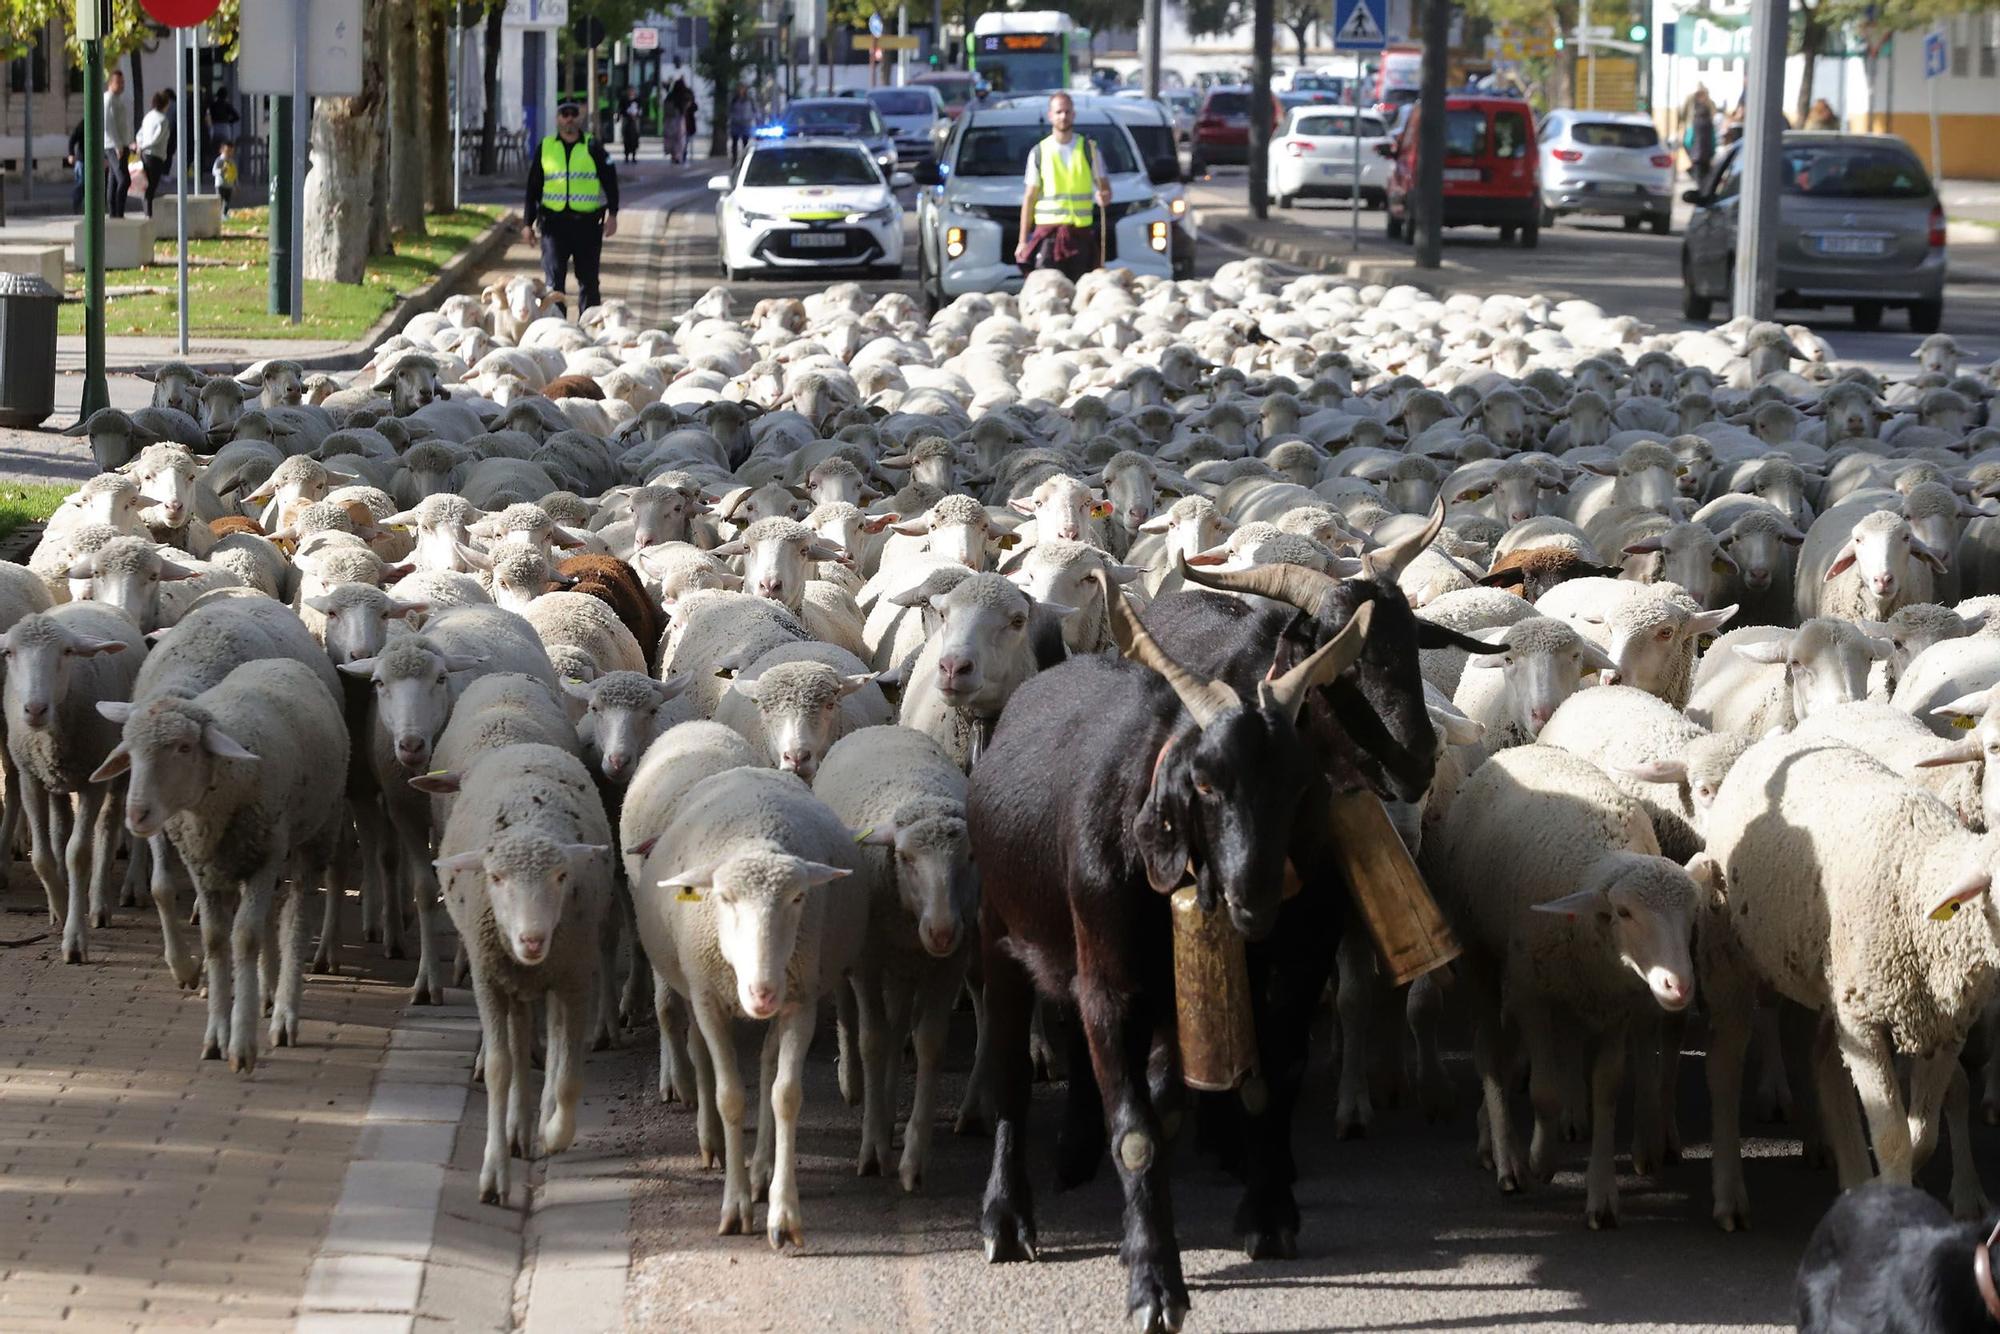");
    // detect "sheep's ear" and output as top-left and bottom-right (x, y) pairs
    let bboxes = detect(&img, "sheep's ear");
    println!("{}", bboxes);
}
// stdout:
(1104, 562), (1145, 584)
(889, 520), (932, 537)
(729, 674), (763, 700)
(1731, 639), (1790, 665)
(1579, 641), (1621, 674)
(433, 850), (484, 872)
(1687, 605), (1737, 638)
(66, 557), (98, 581)
(89, 744), (133, 783)
(388, 599), (428, 621)
(709, 539), (747, 558)
(1617, 758), (1689, 784)
(336, 657), (378, 678)
(560, 843), (610, 865)
(837, 672), (875, 698)
(561, 679), (598, 704)
(410, 770), (464, 794)
(453, 542), (493, 570)
(1137, 514), (1173, 534)
(1684, 853), (1725, 900)
(656, 861), (720, 899)
(796, 860), (852, 886)
(1426, 704), (1485, 747)
(69, 635), (127, 657)
(853, 822), (899, 847)
(1530, 888), (1607, 919)
(654, 673), (691, 703)
(1963, 610), (1992, 636)
(96, 701), (135, 725)
(441, 653), (486, 672)
(1915, 739), (1982, 769)
(1478, 566), (1526, 589)
(1621, 537), (1665, 556)
(553, 525), (590, 550)
(1932, 688), (1994, 720)
(860, 511), (901, 534)
(1824, 542), (1858, 580)
(304, 594), (338, 614)
(201, 724), (259, 761)
(1928, 867), (1994, 922)
(1912, 536), (1951, 574)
